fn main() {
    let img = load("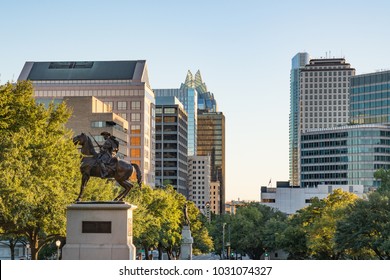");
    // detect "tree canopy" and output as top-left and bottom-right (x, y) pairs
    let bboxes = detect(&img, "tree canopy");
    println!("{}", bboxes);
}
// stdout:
(0, 81), (115, 259)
